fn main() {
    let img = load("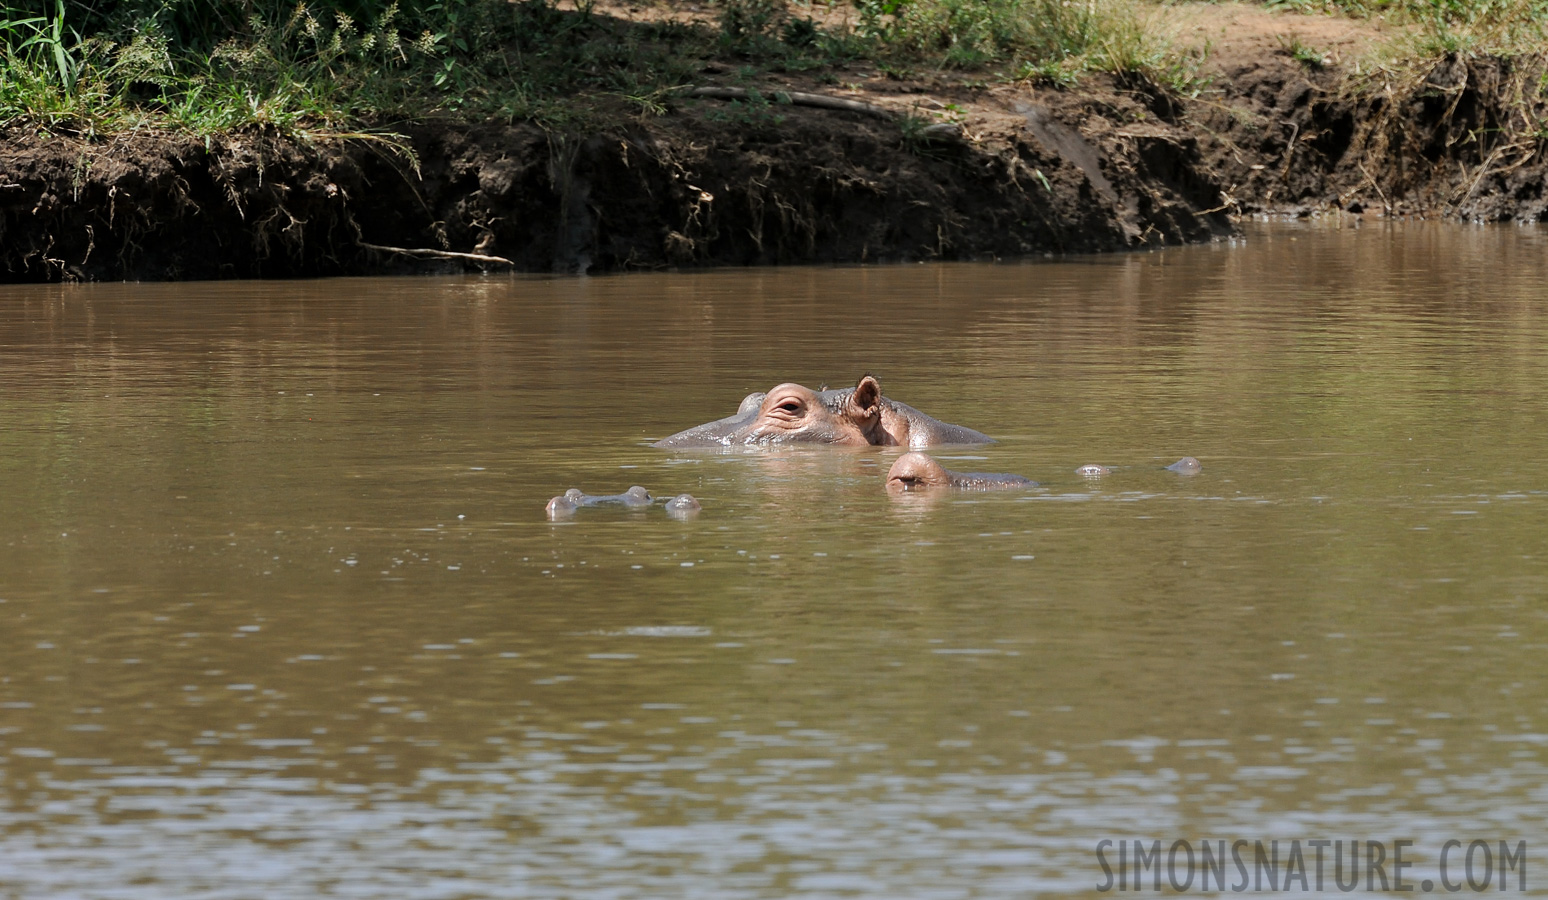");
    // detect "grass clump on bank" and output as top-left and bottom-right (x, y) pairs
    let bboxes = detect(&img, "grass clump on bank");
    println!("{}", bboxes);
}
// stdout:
(0, 0), (1213, 138)
(729, 0), (1207, 93)
(1263, 0), (1548, 56)
(0, 0), (717, 135)
(5, 0), (1548, 140)
(858, 0), (1198, 85)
